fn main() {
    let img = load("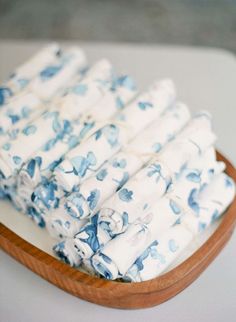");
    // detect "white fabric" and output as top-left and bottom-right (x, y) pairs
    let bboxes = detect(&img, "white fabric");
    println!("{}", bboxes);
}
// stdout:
(54, 79), (176, 192)
(98, 112), (216, 236)
(124, 172), (235, 282)
(0, 59), (115, 177)
(46, 102), (190, 240)
(91, 149), (225, 279)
